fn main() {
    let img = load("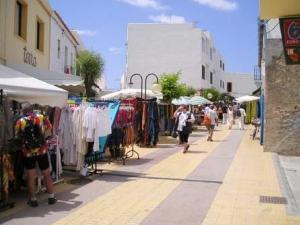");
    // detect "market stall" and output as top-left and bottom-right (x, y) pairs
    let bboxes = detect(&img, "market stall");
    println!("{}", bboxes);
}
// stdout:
(0, 64), (68, 210)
